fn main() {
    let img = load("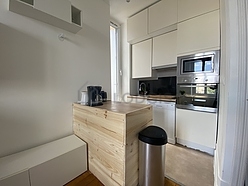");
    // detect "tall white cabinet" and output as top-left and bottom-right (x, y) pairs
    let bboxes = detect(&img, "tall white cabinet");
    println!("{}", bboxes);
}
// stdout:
(177, 10), (220, 56)
(132, 39), (152, 78)
(127, 9), (148, 43)
(178, 0), (220, 22)
(153, 31), (177, 68)
(148, 0), (177, 34)
(127, 0), (220, 78)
